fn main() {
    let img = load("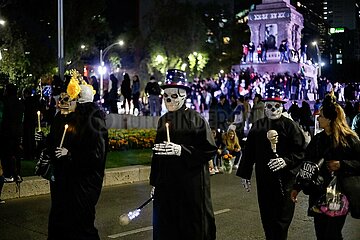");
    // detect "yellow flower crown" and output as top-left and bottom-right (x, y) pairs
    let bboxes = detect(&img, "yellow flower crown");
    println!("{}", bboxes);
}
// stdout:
(67, 69), (95, 100)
